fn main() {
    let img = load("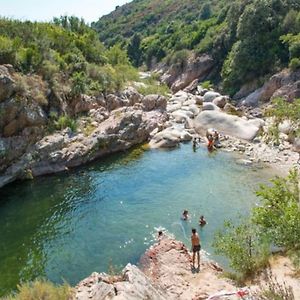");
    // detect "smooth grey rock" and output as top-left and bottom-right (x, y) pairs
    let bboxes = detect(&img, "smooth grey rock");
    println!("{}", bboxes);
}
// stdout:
(195, 111), (261, 141)
(202, 102), (220, 111)
(203, 91), (221, 102)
